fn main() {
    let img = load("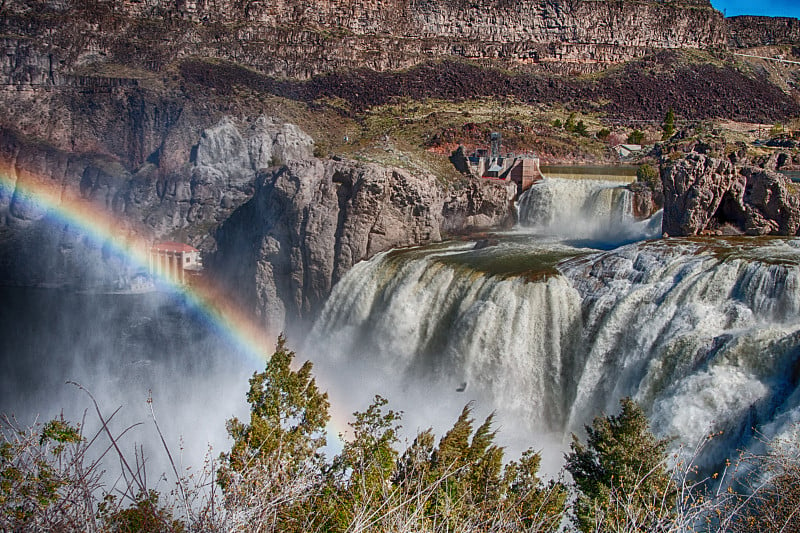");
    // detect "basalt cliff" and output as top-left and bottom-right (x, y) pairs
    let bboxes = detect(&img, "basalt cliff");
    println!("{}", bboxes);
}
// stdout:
(1, 0), (800, 331)
(2, 0), (726, 81)
(0, 115), (514, 333)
